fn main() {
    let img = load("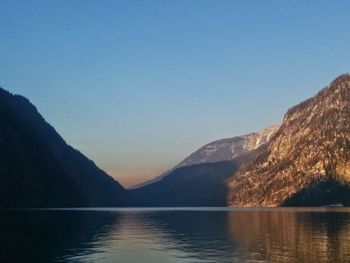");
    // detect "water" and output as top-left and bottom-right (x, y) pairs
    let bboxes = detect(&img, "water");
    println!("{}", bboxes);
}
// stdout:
(1, 207), (350, 263)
